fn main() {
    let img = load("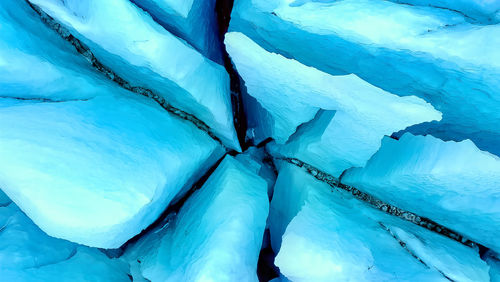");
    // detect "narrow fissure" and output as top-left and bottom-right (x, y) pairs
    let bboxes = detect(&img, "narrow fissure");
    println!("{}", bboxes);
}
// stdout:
(26, 0), (230, 151)
(276, 156), (481, 249)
